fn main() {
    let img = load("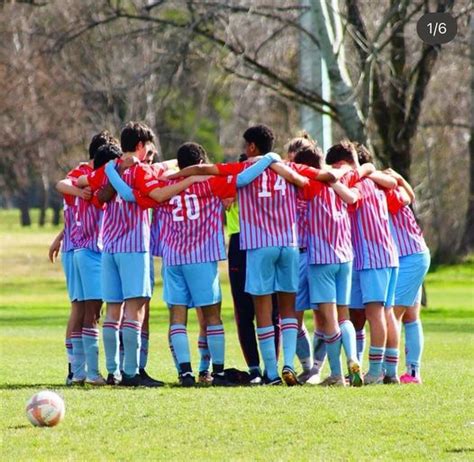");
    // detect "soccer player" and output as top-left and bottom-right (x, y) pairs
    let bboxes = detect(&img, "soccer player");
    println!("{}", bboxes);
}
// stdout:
(52, 130), (115, 384)
(326, 141), (399, 385)
(169, 125), (337, 385)
(384, 169), (430, 384)
(77, 122), (201, 387)
(225, 153), (281, 385)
